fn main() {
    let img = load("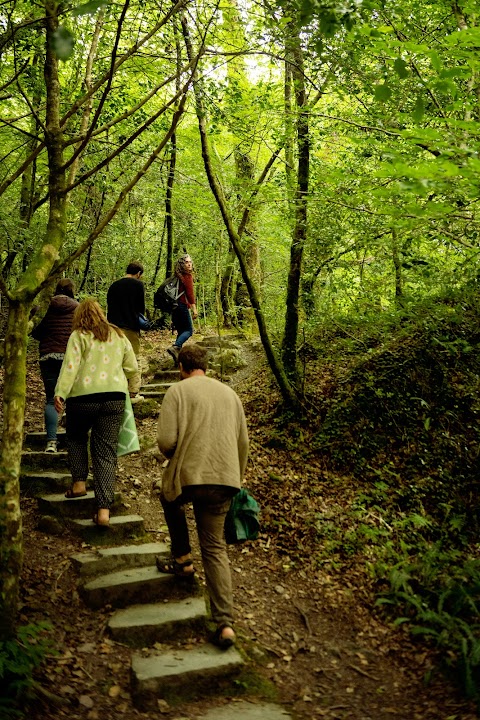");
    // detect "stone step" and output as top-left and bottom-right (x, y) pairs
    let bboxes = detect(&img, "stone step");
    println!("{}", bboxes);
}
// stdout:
(131, 643), (244, 710)
(199, 702), (293, 719)
(140, 390), (168, 400)
(24, 430), (67, 449)
(150, 369), (179, 382)
(108, 596), (207, 646)
(37, 490), (122, 519)
(21, 450), (69, 471)
(80, 563), (199, 609)
(70, 542), (170, 579)
(20, 470), (72, 495)
(69, 514), (145, 546)
(141, 382), (172, 391)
